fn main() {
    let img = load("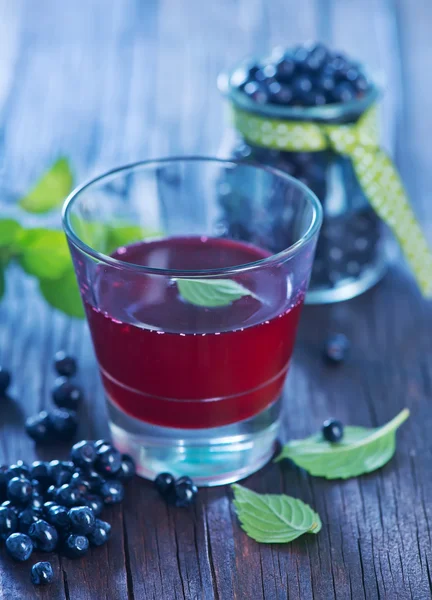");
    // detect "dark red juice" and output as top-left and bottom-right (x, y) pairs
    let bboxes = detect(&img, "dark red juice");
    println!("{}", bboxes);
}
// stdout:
(83, 236), (303, 429)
